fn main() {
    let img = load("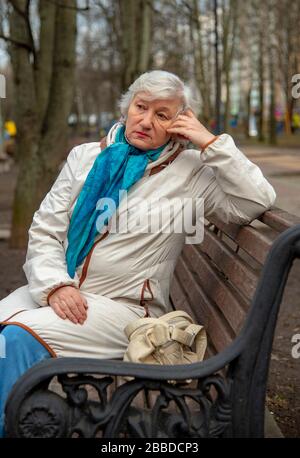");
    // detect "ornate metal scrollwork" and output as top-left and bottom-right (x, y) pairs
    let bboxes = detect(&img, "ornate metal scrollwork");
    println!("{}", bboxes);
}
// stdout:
(16, 390), (69, 438)
(6, 371), (232, 438)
